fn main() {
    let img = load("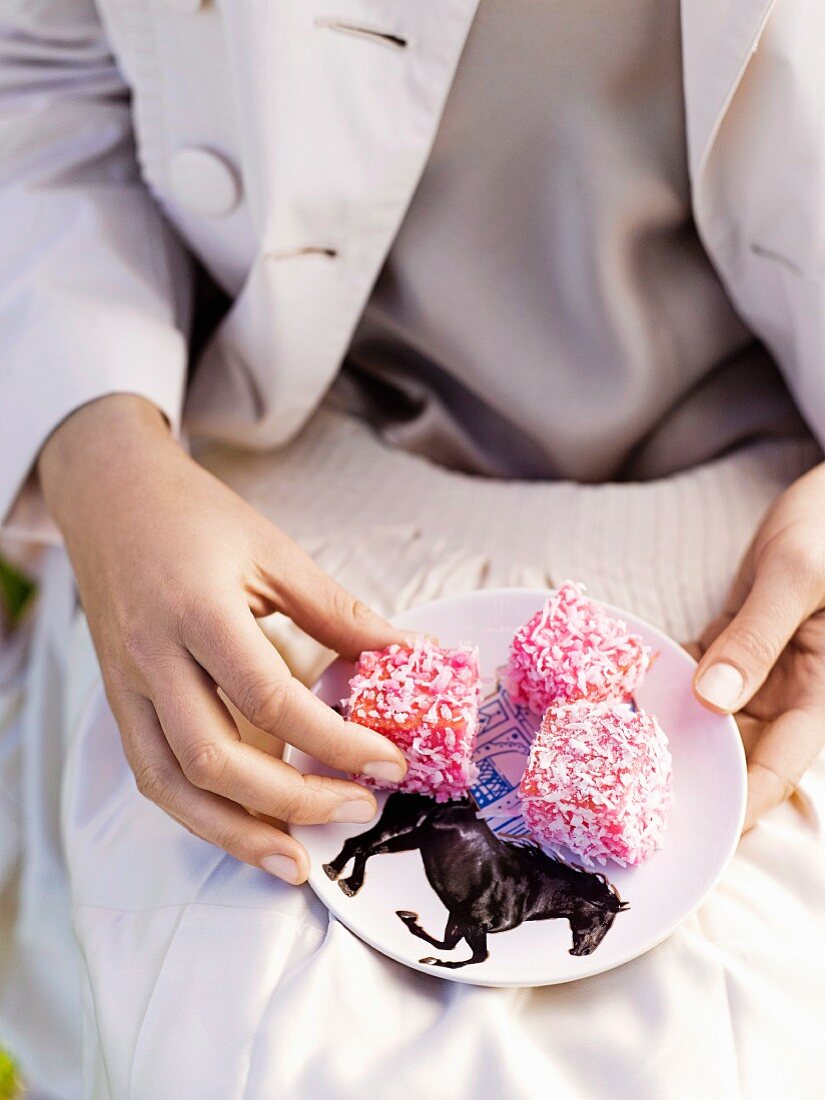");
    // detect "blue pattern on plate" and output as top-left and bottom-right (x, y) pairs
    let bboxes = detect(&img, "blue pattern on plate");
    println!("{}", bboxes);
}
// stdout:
(471, 680), (537, 838)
